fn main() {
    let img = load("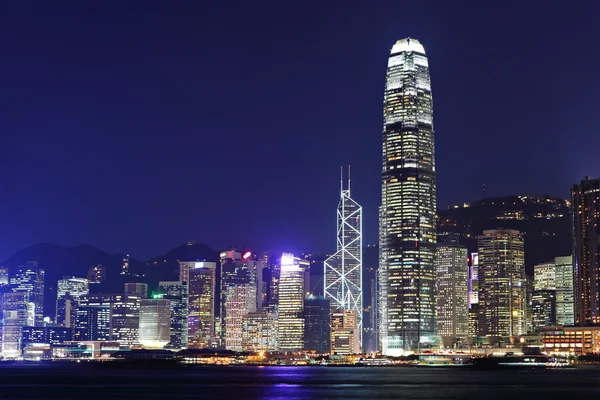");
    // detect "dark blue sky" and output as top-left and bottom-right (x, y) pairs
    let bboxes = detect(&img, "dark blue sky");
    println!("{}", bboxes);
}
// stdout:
(0, 1), (598, 260)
